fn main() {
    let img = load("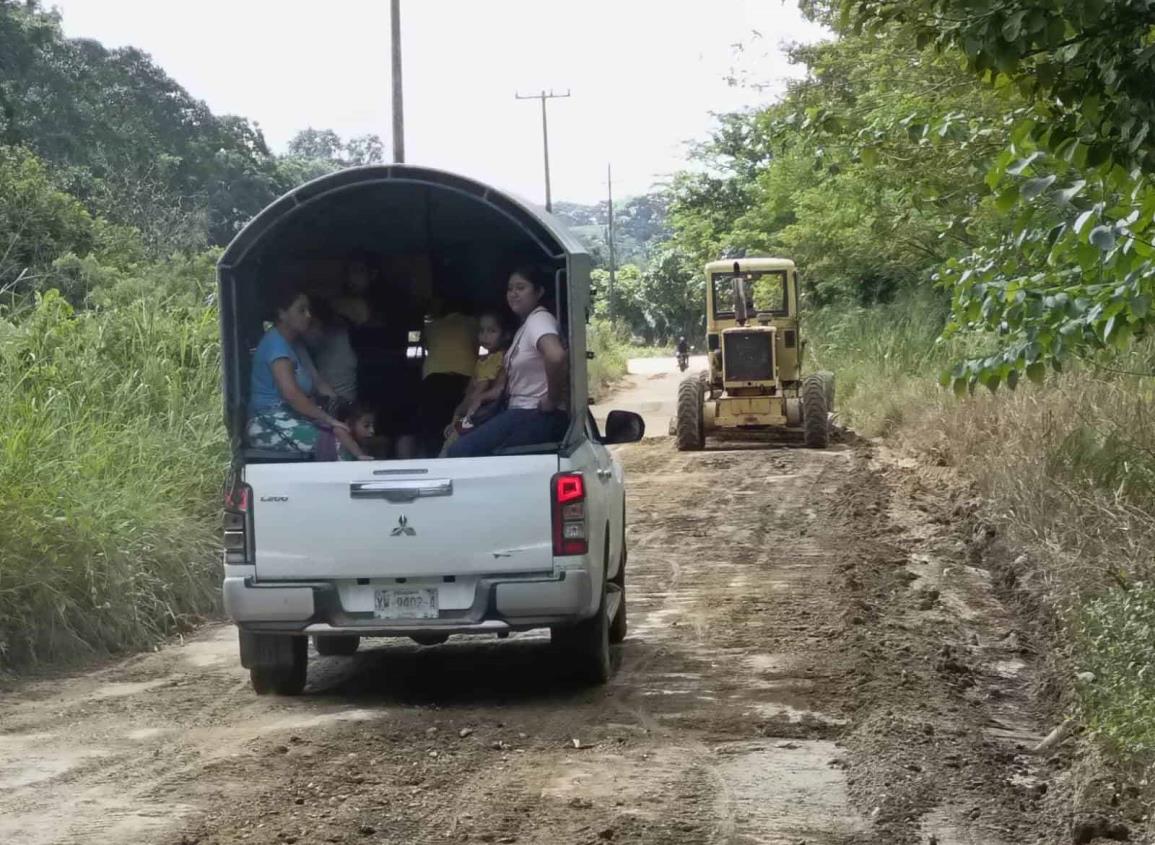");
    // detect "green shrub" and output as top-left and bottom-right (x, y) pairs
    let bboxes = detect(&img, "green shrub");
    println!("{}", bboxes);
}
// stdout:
(0, 286), (225, 667)
(588, 319), (629, 401)
(805, 294), (953, 436)
(1077, 584), (1155, 761)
